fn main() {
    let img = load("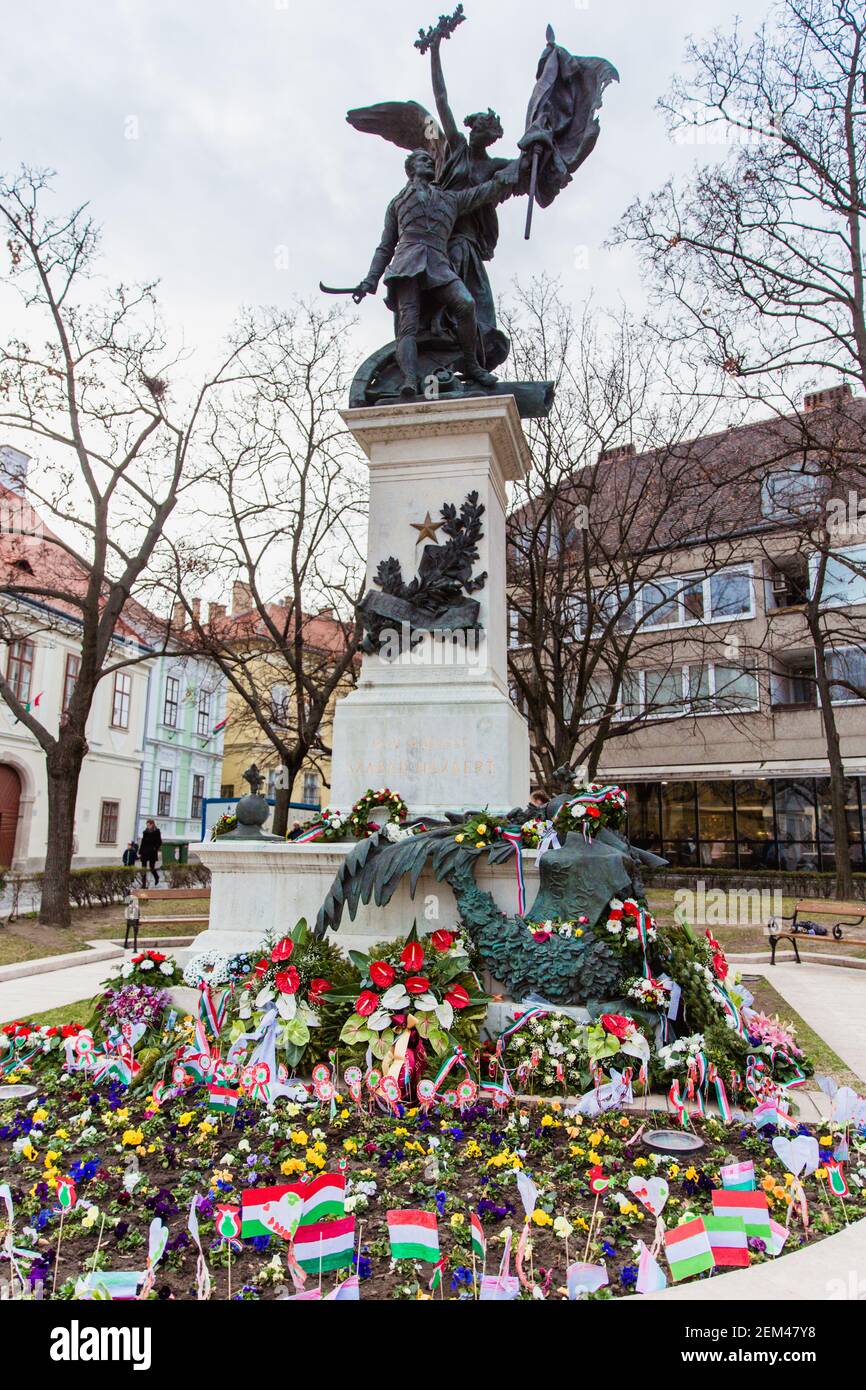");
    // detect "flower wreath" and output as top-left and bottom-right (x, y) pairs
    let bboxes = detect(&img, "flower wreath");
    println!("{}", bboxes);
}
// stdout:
(349, 787), (408, 837)
(553, 783), (628, 839)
